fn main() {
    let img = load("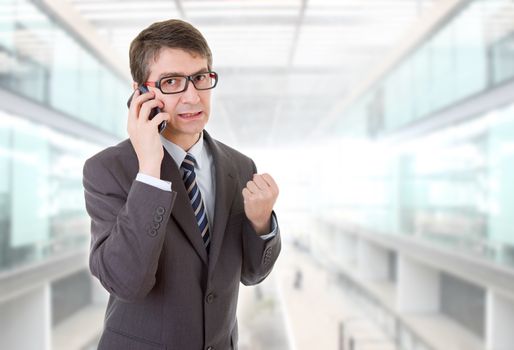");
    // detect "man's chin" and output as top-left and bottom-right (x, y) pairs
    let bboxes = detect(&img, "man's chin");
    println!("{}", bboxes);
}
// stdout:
(165, 122), (206, 138)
